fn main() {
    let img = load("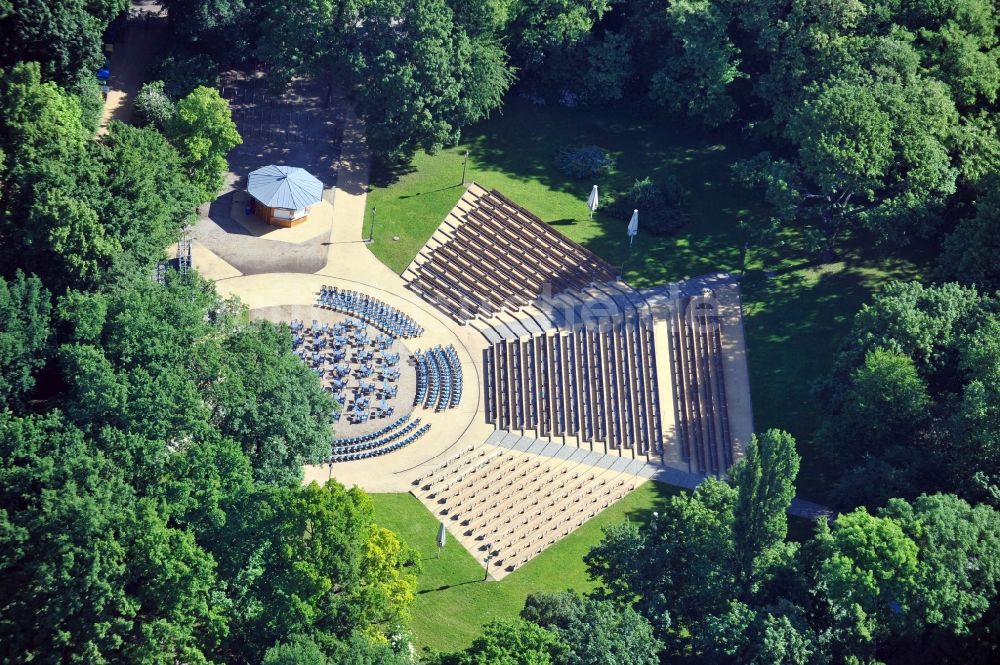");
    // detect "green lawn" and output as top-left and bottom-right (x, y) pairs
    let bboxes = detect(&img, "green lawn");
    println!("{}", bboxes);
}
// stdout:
(371, 483), (679, 653)
(365, 98), (933, 499)
(372, 484), (817, 653)
(367, 97), (764, 280)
